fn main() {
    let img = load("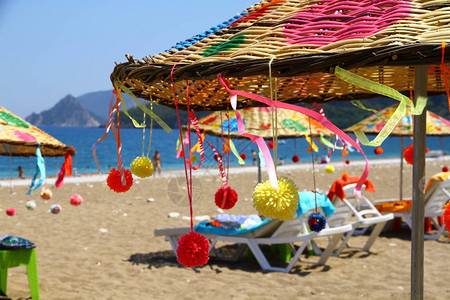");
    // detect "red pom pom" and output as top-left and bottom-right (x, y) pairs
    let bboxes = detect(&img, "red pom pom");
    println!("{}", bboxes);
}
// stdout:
(176, 232), (210, 267)
(292, 155), (300, 163)
(342, 173), (349, 181)
(6, 208), (16, 216)
(215, 185), (238, 209)
(240, 153), (247, 160)
(268, 141), (274, 149)
(70, 194), (83, 206)
(345, 160), (350, 165)
(374, 147), (384, 155)
(106, 168), (133, 193)
(403, 145), (414, 165)
(443, 166), (449, 172)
